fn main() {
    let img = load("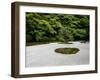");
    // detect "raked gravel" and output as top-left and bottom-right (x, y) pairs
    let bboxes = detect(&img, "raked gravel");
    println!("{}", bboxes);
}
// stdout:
(26, 42), (89, 67)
